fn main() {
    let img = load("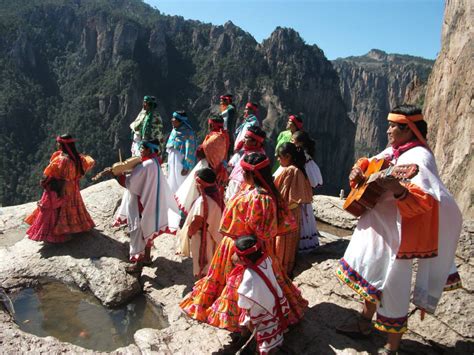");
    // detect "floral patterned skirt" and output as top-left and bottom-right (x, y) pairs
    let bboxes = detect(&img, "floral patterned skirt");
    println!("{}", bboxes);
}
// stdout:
(180, 236), (308, 331)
